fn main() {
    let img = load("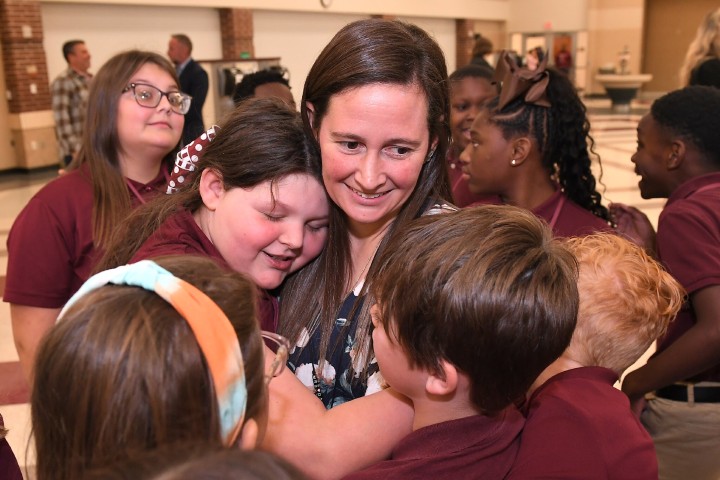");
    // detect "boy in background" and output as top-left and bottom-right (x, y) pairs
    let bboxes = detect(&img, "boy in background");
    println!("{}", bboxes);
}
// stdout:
(344, 205), (579, 479)
(509, 233), (684, 479)
(612, 85), (720, 479)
